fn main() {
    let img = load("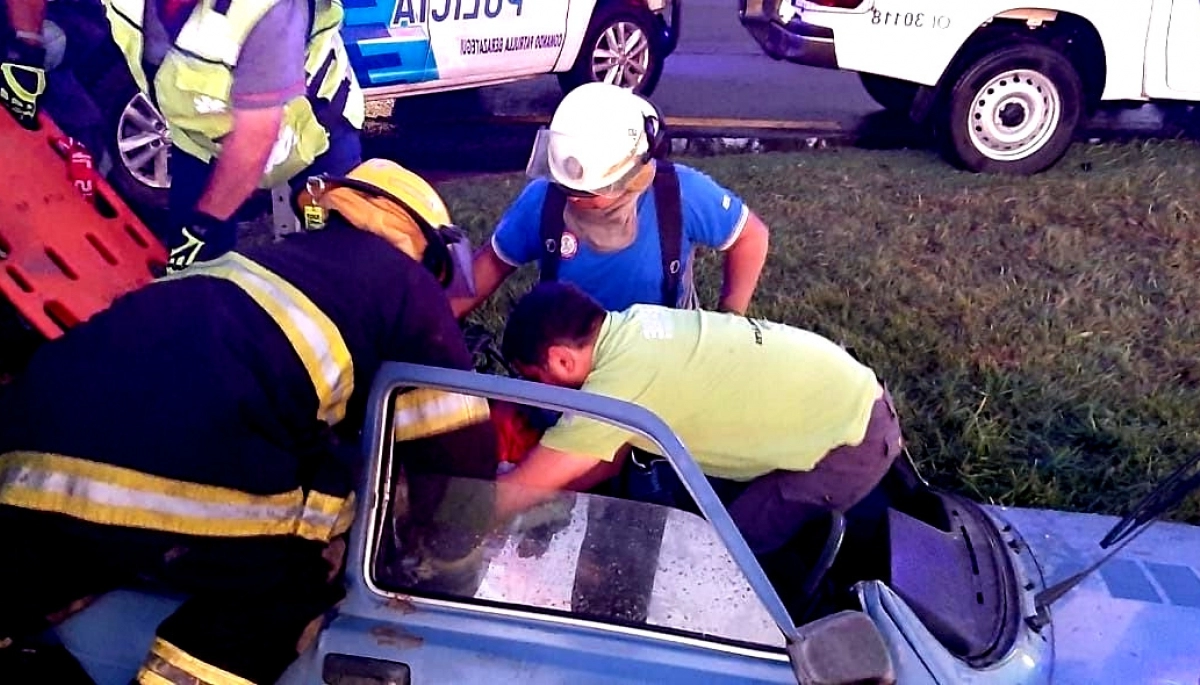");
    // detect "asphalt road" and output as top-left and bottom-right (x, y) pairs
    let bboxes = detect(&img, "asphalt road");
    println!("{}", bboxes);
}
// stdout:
(367, 0), (1177, 175)
(472, 0), (882, 125)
